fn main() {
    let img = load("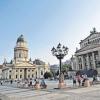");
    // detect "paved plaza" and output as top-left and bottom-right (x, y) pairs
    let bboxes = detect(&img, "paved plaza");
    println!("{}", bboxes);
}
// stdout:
(0, 80), (100, 100)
